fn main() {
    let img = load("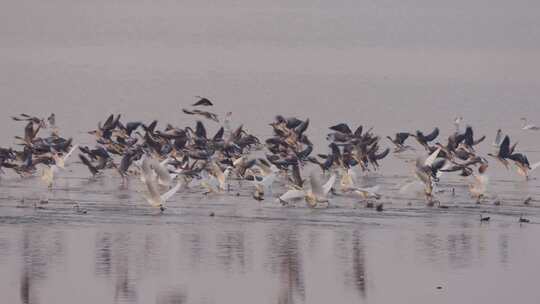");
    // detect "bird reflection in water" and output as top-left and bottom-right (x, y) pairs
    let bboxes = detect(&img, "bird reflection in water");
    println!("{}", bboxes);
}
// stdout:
(216, 230), (248, 273)
(351, 230), (367, 298)
(19, 228), (65, 304)
(266, 226), (305, 304)
(335, 229), (367, 299)
(114, 266), (137, 303)
(94, 232), (112, 276)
